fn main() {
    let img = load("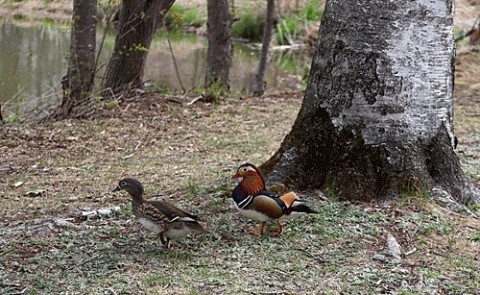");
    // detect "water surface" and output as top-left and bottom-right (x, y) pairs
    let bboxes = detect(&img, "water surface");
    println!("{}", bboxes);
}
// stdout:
(0, 21), (307, 118)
